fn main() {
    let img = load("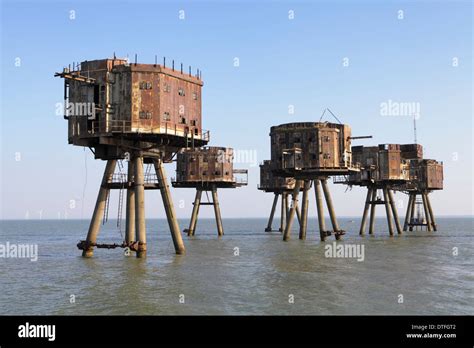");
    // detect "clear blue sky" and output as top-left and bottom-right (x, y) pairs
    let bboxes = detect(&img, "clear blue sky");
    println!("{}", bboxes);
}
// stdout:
(1, 0), (472, 220)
